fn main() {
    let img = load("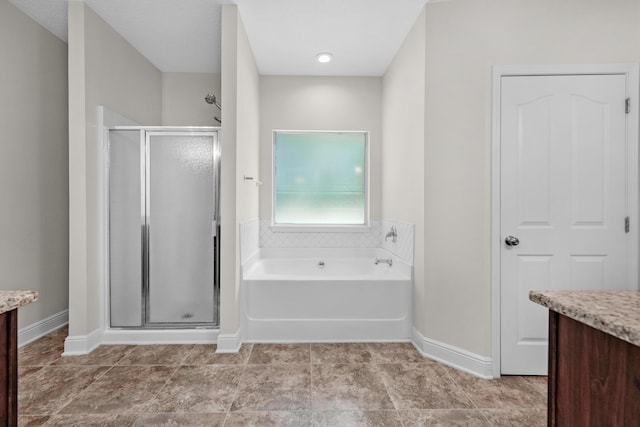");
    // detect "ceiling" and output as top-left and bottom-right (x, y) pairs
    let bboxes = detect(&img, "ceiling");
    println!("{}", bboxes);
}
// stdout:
(8, 0), (429, 76)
